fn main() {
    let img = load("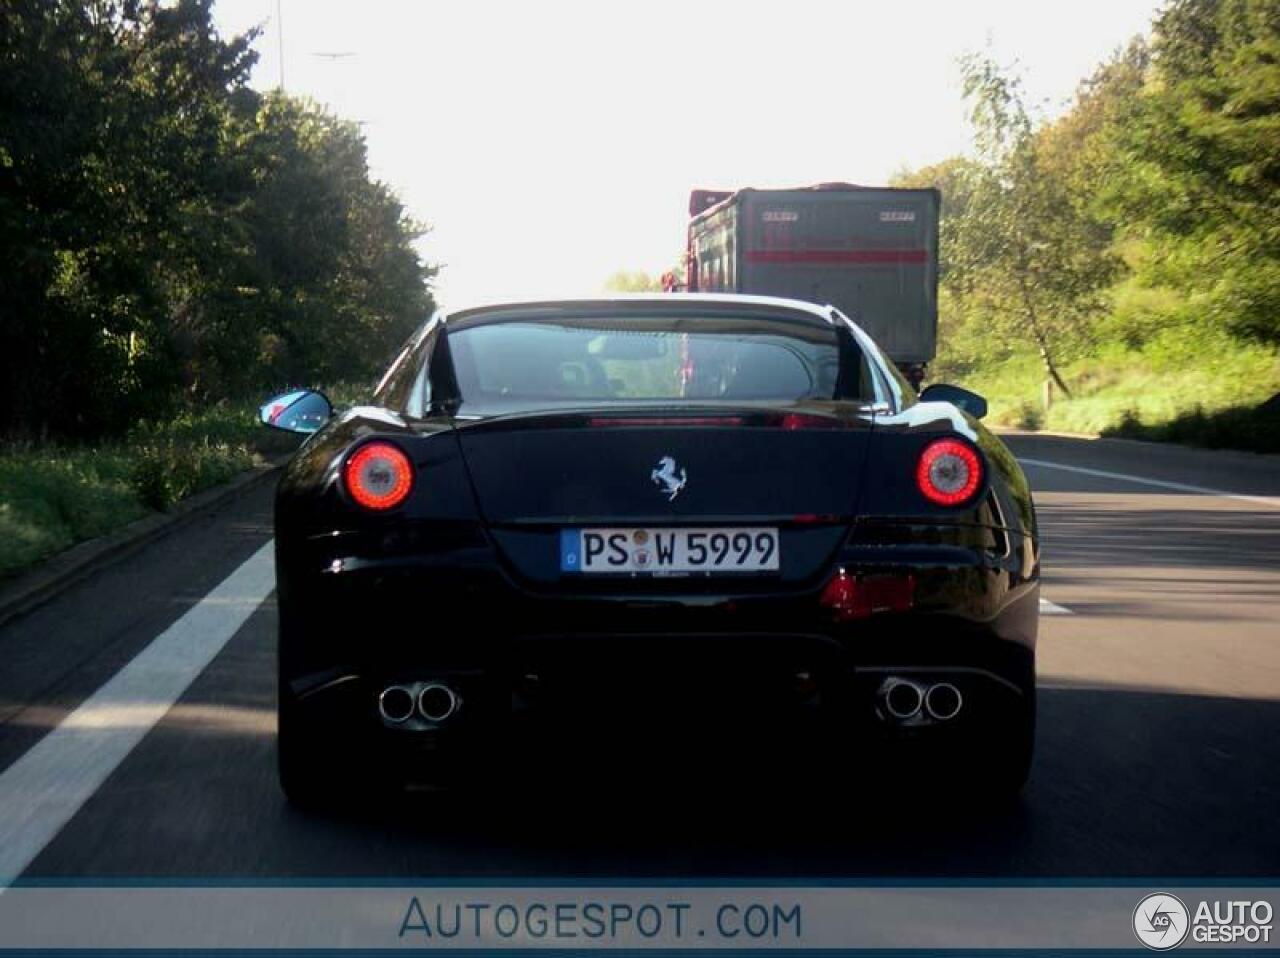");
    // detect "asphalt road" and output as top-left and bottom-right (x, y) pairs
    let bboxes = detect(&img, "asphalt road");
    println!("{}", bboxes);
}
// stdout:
(0, 433), (1277, 879)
